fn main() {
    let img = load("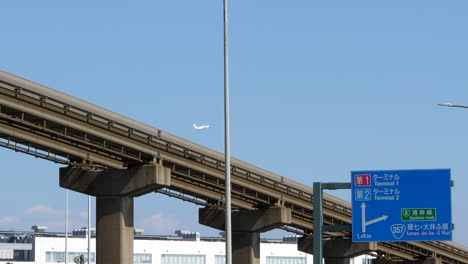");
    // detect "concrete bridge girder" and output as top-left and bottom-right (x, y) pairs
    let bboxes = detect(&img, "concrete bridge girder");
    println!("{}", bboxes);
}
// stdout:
(199, 206), (292, 264)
